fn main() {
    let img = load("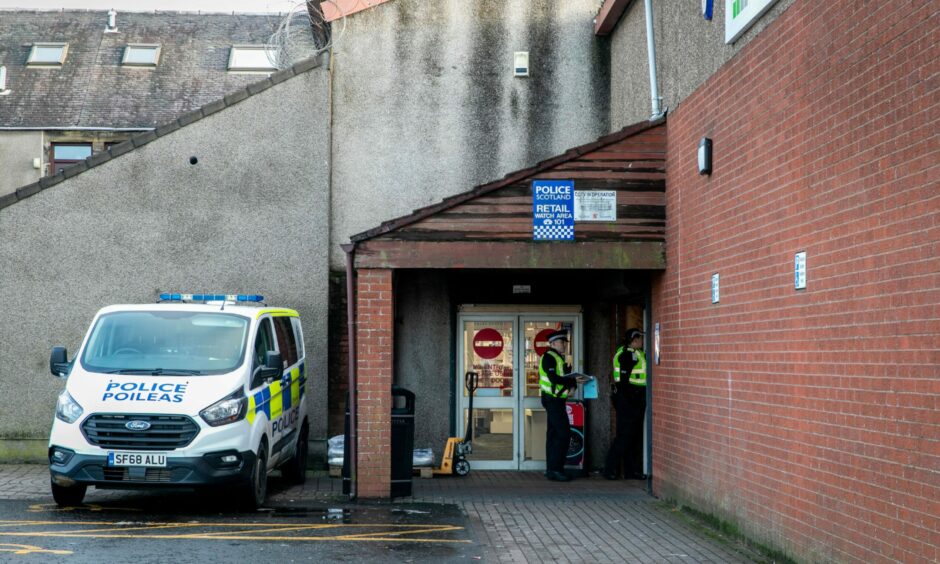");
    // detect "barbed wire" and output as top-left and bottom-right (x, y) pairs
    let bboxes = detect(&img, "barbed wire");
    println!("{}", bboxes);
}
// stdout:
(268, 1), (348, 69)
